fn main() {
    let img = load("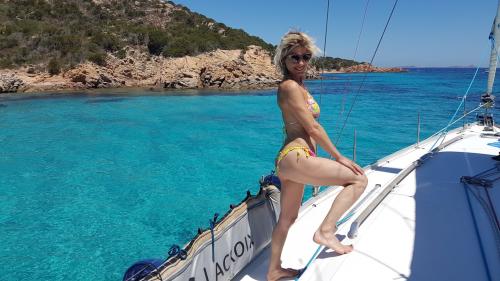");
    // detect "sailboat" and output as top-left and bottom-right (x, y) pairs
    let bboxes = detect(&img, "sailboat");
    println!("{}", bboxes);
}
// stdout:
(123, 2), (500, 281)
